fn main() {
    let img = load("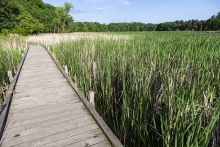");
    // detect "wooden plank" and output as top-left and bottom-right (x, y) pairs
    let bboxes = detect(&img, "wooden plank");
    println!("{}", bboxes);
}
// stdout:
(3, 116), (93, 140)
(64, 133), (108, 147)
(15, 80), (67, 87)
(37, 129), (103, 147)
(5, 110), (69, 129)
(16, 85), (75, 95)
(11, 93), (78, 107)
(9, 99), (82, 117)
(14, 83), (72, 93)
(1, 122), (98, 146)
(15, 79), (68, 91)
(44, 129), (106, 147)
(12, 86), (74, 100)
(9, 99), (79, 113)
(9, 101), (79, 117)
(16, 78), (67, 87)
(19, 71), (63, 77)
(13, 90), (78, 103)
(11, 93), (78, 105)
(18, 69), (60, 74)
(7, 103), (85, 127)
(9, 99), (81, 118)
(16, 74), (64, 83)
(18, 70), (61, 78)
(91, 140), (112, 147)
(5, 107), (88, 129)
(3, 111), (90, 136)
